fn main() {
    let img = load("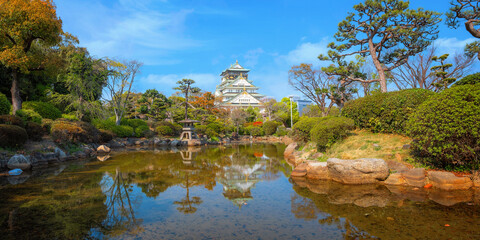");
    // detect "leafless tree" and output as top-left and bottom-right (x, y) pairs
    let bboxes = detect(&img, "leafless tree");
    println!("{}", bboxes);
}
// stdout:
(104, 60), (143, 125)
(288, 63), (335, 117)
(392, 47), (475, 91)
